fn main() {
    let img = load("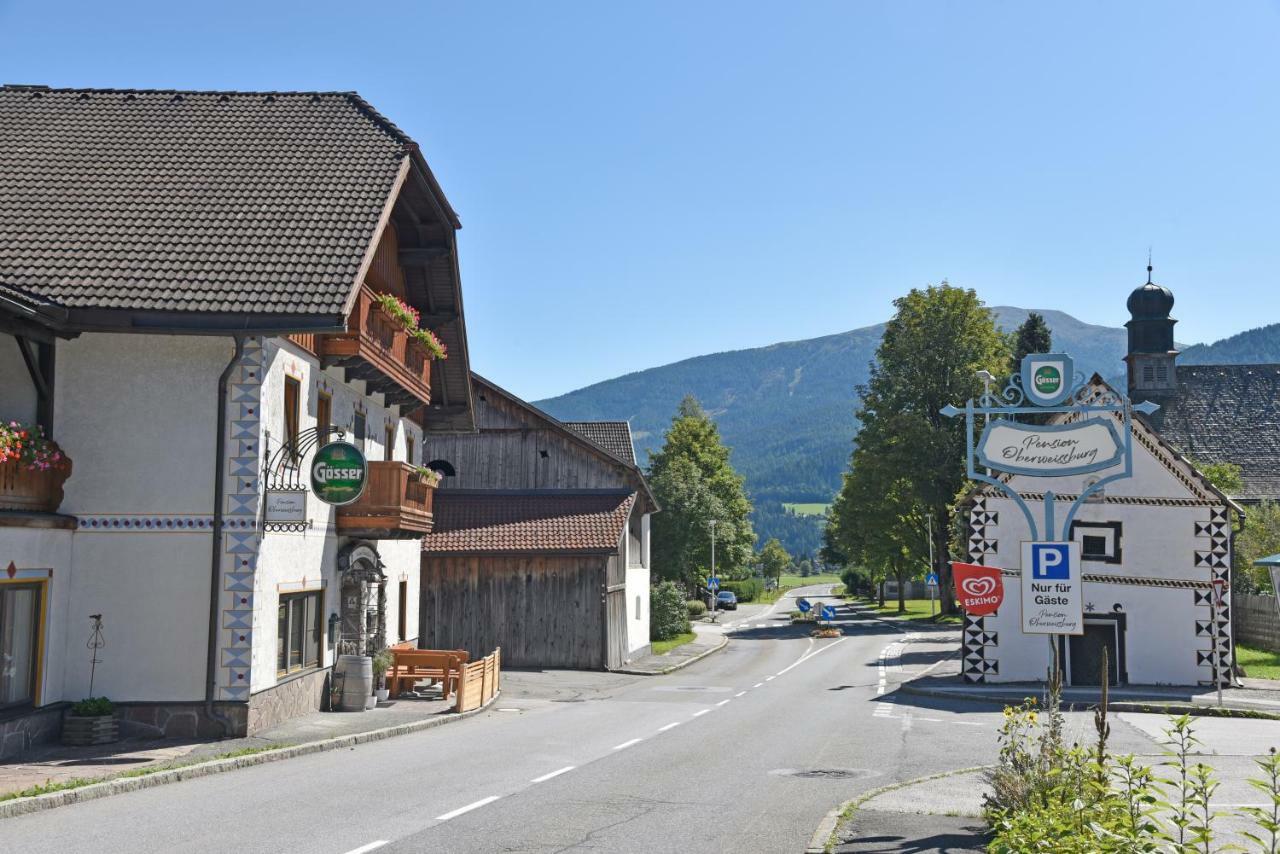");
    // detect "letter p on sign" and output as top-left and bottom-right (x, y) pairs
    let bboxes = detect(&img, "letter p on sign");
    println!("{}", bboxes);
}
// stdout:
(1030, 543), (1070, 580)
